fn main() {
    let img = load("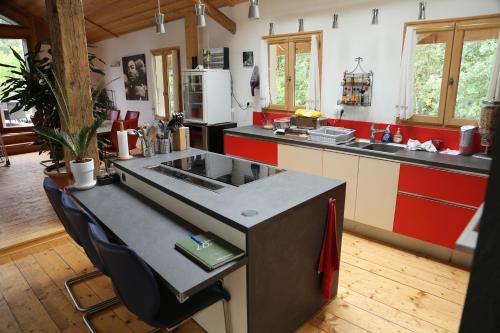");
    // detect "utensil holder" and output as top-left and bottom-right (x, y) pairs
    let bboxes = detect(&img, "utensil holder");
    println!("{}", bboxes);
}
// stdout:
(142, 139), (156, 157)
(158, 138), (170, 154)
